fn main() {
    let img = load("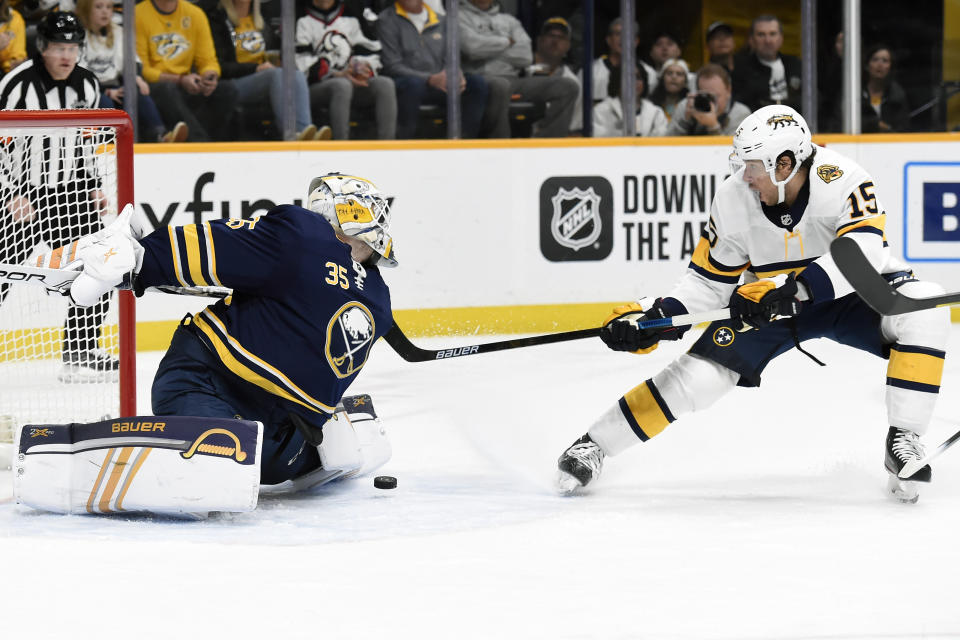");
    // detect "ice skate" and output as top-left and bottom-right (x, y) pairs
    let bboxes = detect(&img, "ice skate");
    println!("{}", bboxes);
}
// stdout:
(59, 348), (120, 383)
(885, 426), (931, 504)
(557, 434), (605, 494)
